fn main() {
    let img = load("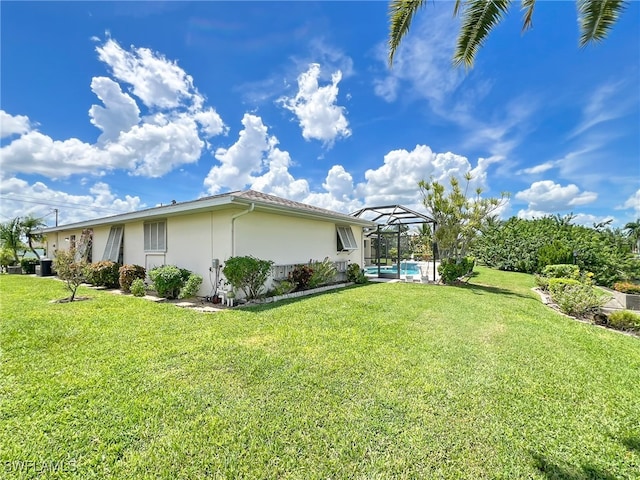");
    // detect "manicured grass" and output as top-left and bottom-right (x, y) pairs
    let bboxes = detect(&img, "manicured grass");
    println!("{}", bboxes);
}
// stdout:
(1, 268), (639, 479)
